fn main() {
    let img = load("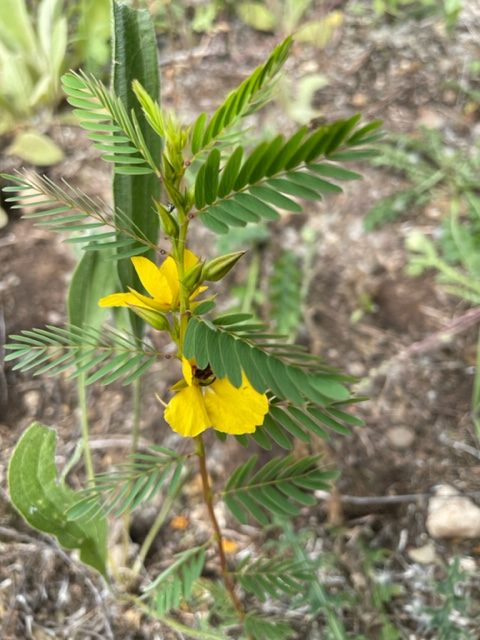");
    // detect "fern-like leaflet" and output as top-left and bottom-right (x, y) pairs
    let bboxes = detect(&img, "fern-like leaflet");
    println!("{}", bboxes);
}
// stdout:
(244, 613), (295, 640)
(232, 555), (312, 601)
(190, 37), (293, 160)
(5, 324), (162, 385)
(67, 446), (185, 521)
(142, 545), (207, 616)
(222, 454), (337, 525)
(186, 315), (350, 391)
(2, 172), (156, 257)
(192, 116), (382, 234)
(183, 312), (365, 450)
(269, 250), (303, 338)
(62, 71), (159, 176)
